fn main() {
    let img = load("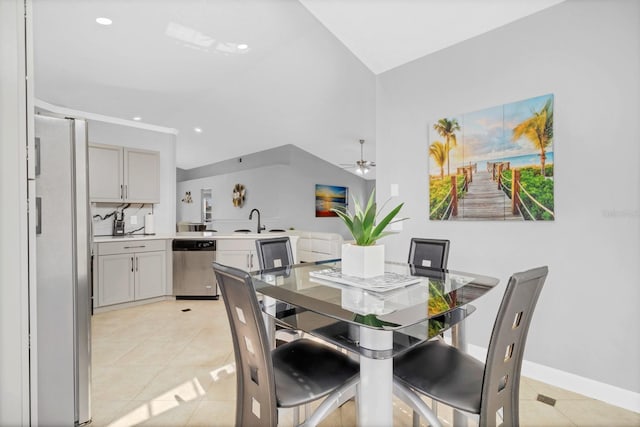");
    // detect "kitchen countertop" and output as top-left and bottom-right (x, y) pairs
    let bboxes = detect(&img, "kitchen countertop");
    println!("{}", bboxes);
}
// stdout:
(93, 231), (289, 243)
(93, 234), (174, 243)
(175, 231), (289, 240)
